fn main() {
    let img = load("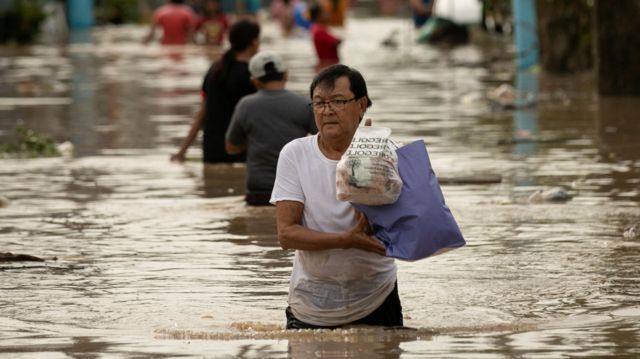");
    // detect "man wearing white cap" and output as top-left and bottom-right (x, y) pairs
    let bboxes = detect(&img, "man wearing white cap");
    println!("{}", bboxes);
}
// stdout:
(225, 51), (317, 206)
